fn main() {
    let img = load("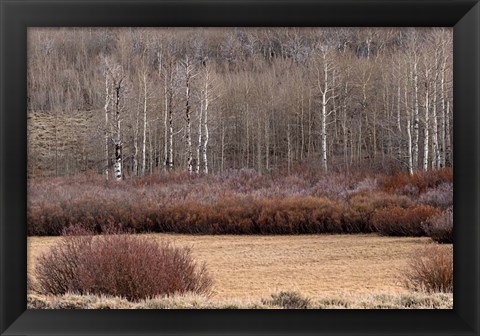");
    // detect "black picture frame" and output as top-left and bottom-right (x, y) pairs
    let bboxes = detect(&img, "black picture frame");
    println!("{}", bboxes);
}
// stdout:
(1, 0), (479, 335)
